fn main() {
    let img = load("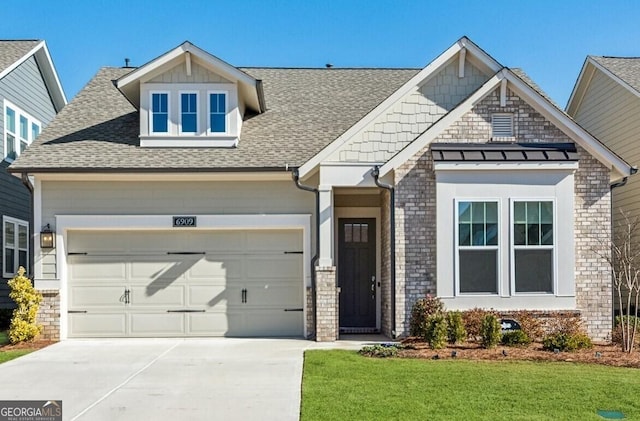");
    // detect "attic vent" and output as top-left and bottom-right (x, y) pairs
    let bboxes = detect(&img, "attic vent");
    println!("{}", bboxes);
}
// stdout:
(492, 113), (514, 139)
